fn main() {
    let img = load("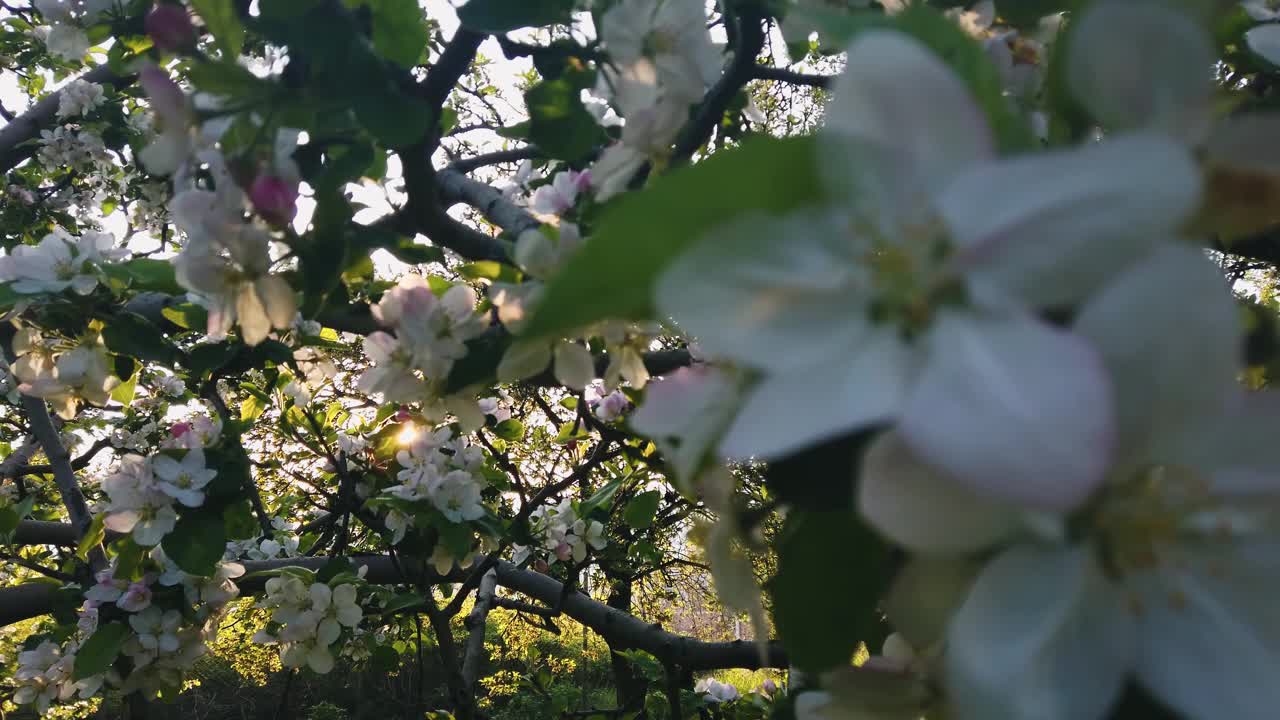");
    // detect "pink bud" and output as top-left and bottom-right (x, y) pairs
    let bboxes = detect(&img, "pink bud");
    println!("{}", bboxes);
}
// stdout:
(554, 542), (573, 562)
(394, 407), (412, 422)
(573, 169), (592, 193)
(145, 4), (196, 53)
(533, 559), (550, 574)
(761, 679), (777, 694)
(249, 175), (299, 226)
(171, 421), (193, 438)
